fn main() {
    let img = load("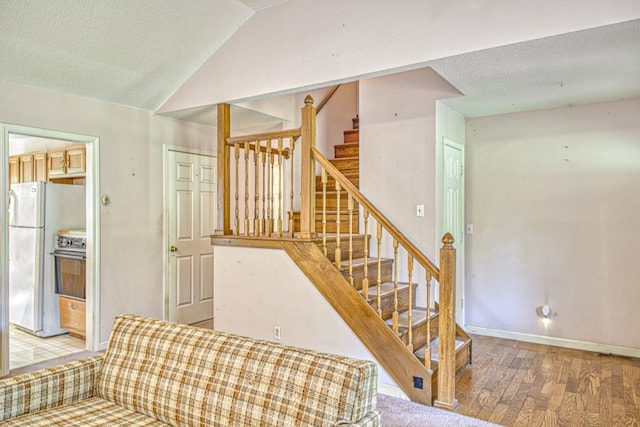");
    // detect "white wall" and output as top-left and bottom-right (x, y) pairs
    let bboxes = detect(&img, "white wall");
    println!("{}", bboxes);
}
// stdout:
(359, 68), (461, 260)
(213, 245), (402, 394)
(465, 98), (640, 350)
(0, 80), (216, 342)
(158, 0), (640, 112)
